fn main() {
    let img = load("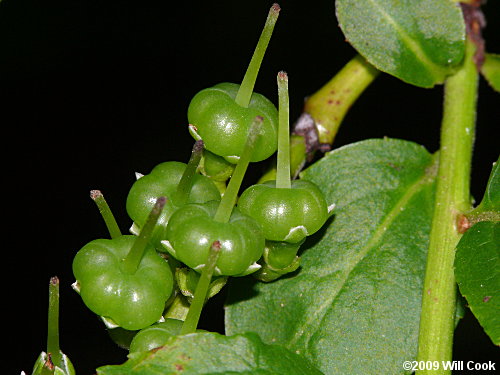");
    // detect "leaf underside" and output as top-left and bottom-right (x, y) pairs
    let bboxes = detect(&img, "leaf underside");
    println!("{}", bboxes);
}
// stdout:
(97, 332), (324, 375)
(455, 157), (500, 345)
(455, 221), (500, 346)
(335, 0), (465, 88)
(226, 138), (437, 374)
